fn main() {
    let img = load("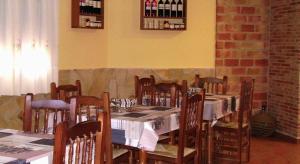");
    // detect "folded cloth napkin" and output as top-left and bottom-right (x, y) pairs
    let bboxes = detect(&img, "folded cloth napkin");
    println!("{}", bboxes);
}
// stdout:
(111, 98), (137, 108)
(188, 87), (203, 95)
